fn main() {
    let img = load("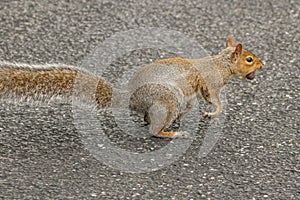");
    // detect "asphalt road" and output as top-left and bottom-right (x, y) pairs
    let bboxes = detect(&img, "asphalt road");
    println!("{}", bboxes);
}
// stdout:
(0, 0), (299, 199)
